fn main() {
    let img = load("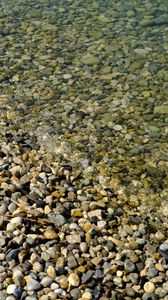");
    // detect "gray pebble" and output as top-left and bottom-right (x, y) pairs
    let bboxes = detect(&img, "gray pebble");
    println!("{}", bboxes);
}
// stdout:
(82, 270), (93, 284)
(40, 276), (52, 287)
(70, 288), (81, 299)
(142, 292), (158, 300)
(26, 278), (40, 291)
(124, 259), (135, 272)
(147, 267), (158, 278)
